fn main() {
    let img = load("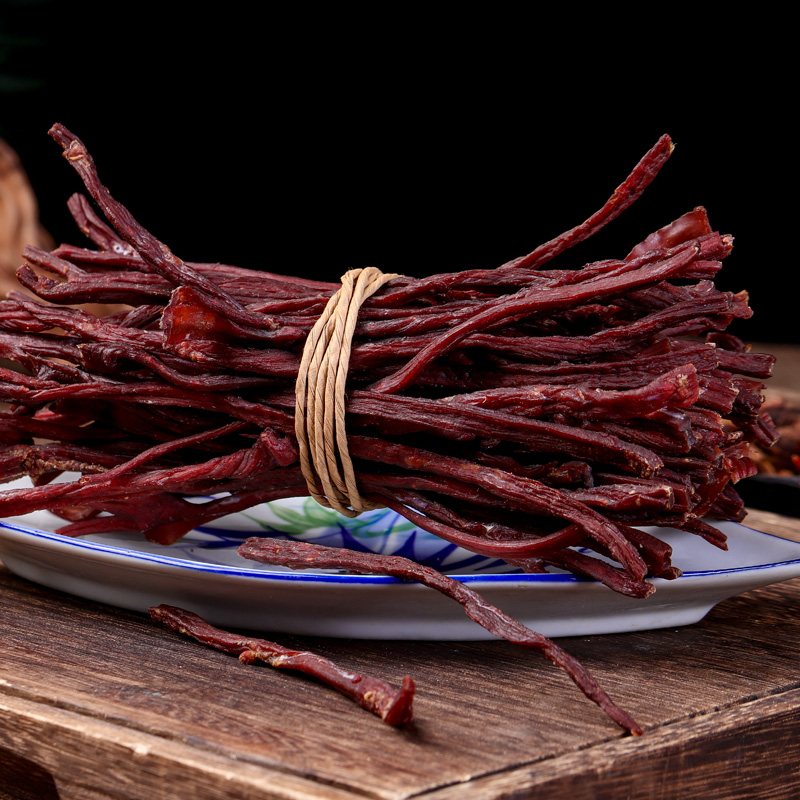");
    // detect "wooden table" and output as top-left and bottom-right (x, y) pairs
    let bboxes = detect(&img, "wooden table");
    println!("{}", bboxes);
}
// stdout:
(0, 505), (798, 800)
